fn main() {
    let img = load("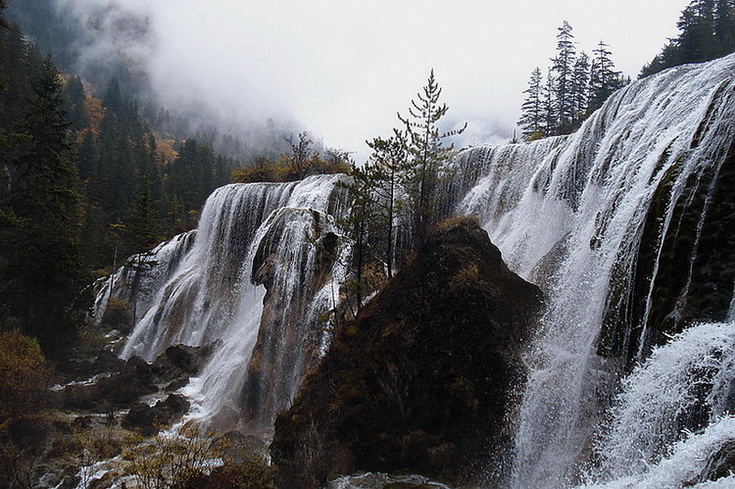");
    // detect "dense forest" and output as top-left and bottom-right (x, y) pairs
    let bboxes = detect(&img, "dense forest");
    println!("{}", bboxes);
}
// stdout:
(0, 1), (348, 358)
(517, 21), (627, 140)
(518, 1), (735, 141)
